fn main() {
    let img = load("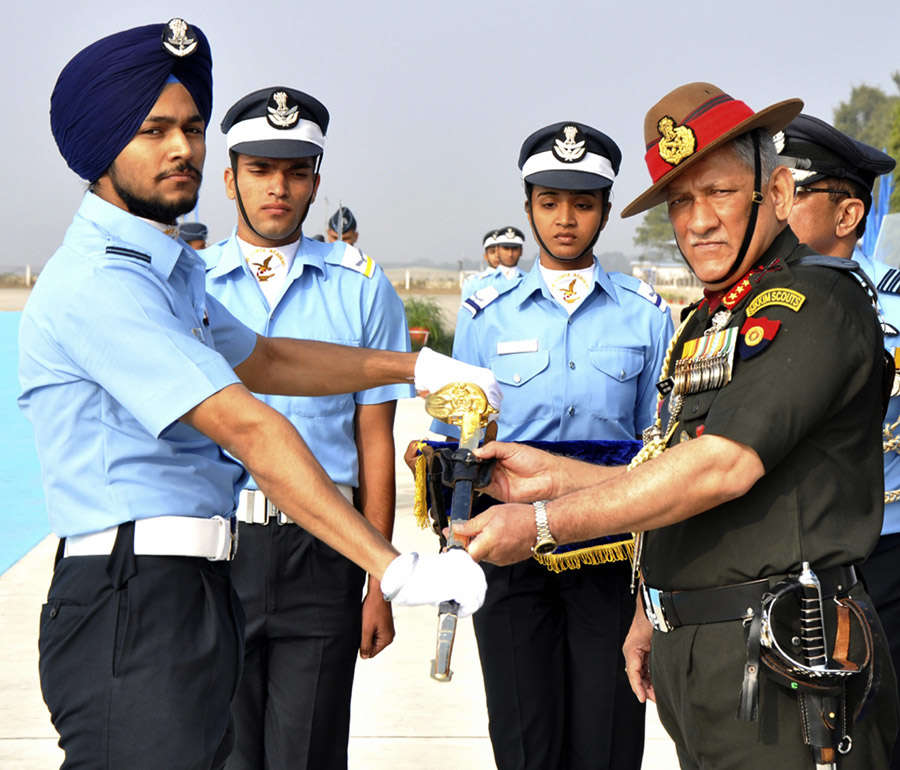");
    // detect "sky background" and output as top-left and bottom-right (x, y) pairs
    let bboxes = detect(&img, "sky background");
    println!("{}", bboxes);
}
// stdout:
(3, 0), (899, 270)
